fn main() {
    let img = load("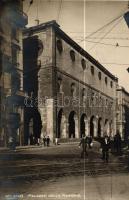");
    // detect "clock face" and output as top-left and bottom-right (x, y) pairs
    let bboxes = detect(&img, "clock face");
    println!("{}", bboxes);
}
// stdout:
(37, 40), (43, 56)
